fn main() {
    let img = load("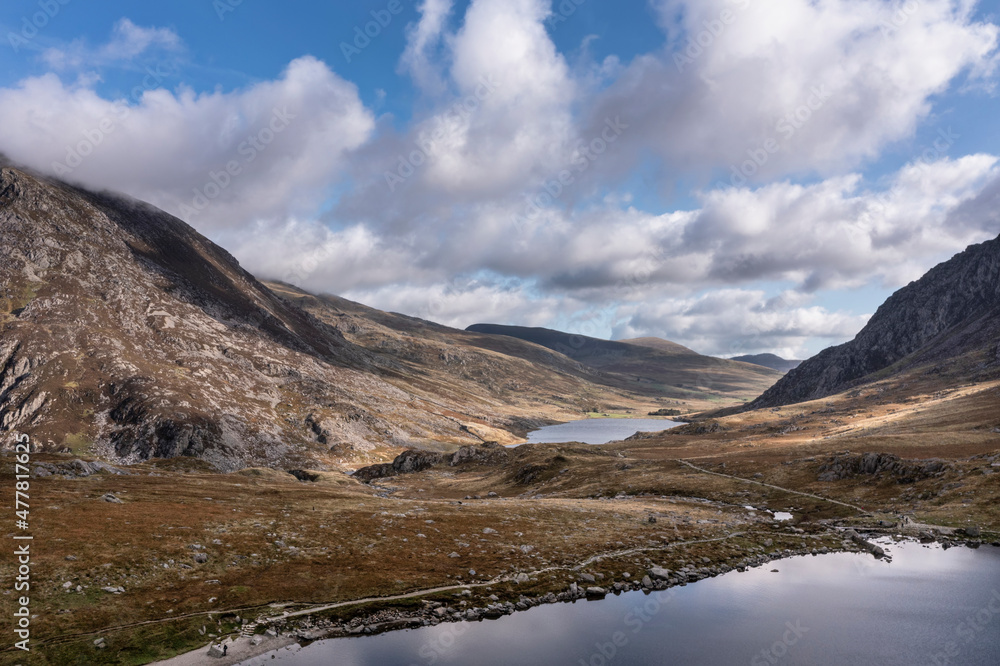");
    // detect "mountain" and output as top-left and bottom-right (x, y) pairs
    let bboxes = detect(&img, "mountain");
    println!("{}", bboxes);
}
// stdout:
(731, 353), (801, 373)
(749, 234), (1000, 409)
(0, 164), (686, 469)
(465, 324), (781, 403)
